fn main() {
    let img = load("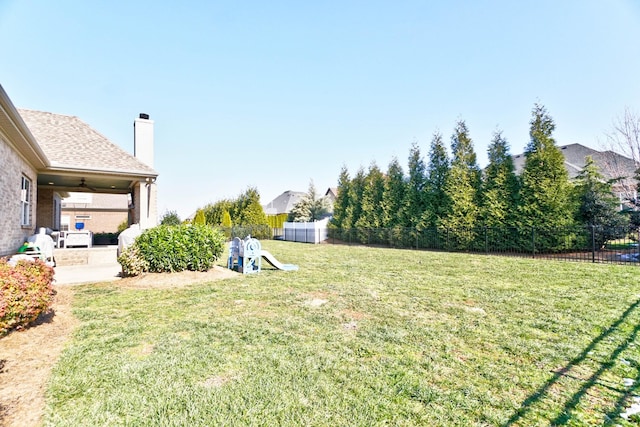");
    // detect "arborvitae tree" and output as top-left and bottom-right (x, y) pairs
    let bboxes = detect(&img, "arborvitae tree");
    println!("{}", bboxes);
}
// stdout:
(423, 131), (450, 227)
(233, 187), (268, 226)
(481, 131), (519, 227)
(193, 209), (206, 225)
(382, 157), (406, 228)
(518, 104), (574, 231)
(221, 210), (232, 227)
(203, 199), (233, 226)
(402, 142), (428, 228)
(575, 156), (628, 229)
(356, 162), (386, 230)
(330, 165), (351, 229)
(441, 120), (481, 238)
(344, 167), (366, 229)
(288, 180), (330, 222)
